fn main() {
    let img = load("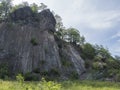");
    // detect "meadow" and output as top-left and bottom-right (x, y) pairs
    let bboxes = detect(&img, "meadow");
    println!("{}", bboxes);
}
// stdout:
(0, 78), (120, 90)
